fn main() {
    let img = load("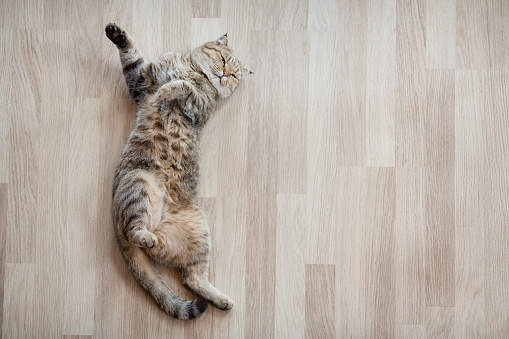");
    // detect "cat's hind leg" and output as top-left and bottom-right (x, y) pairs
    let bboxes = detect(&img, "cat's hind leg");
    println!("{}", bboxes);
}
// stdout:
(105, 23), (146, 102)
(145, 204), (234, 310)
(113, 170), (164, 249)
(180, 260), (234, 311)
